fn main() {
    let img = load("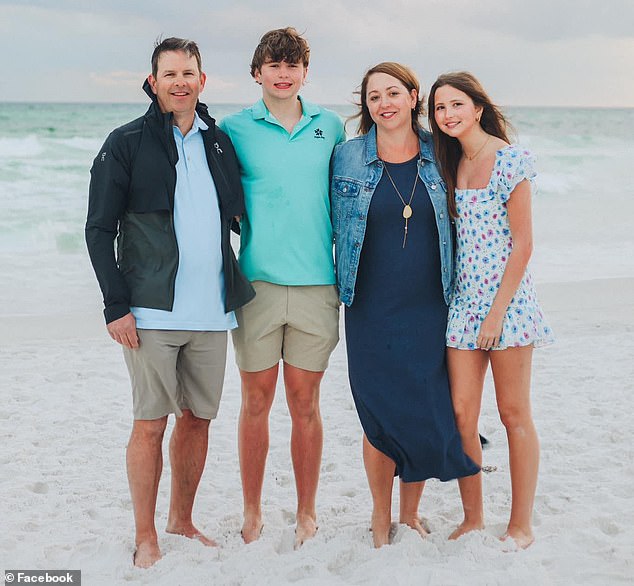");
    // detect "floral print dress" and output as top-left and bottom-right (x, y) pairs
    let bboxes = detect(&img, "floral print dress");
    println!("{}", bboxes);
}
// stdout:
(446, 144), (555, 350)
